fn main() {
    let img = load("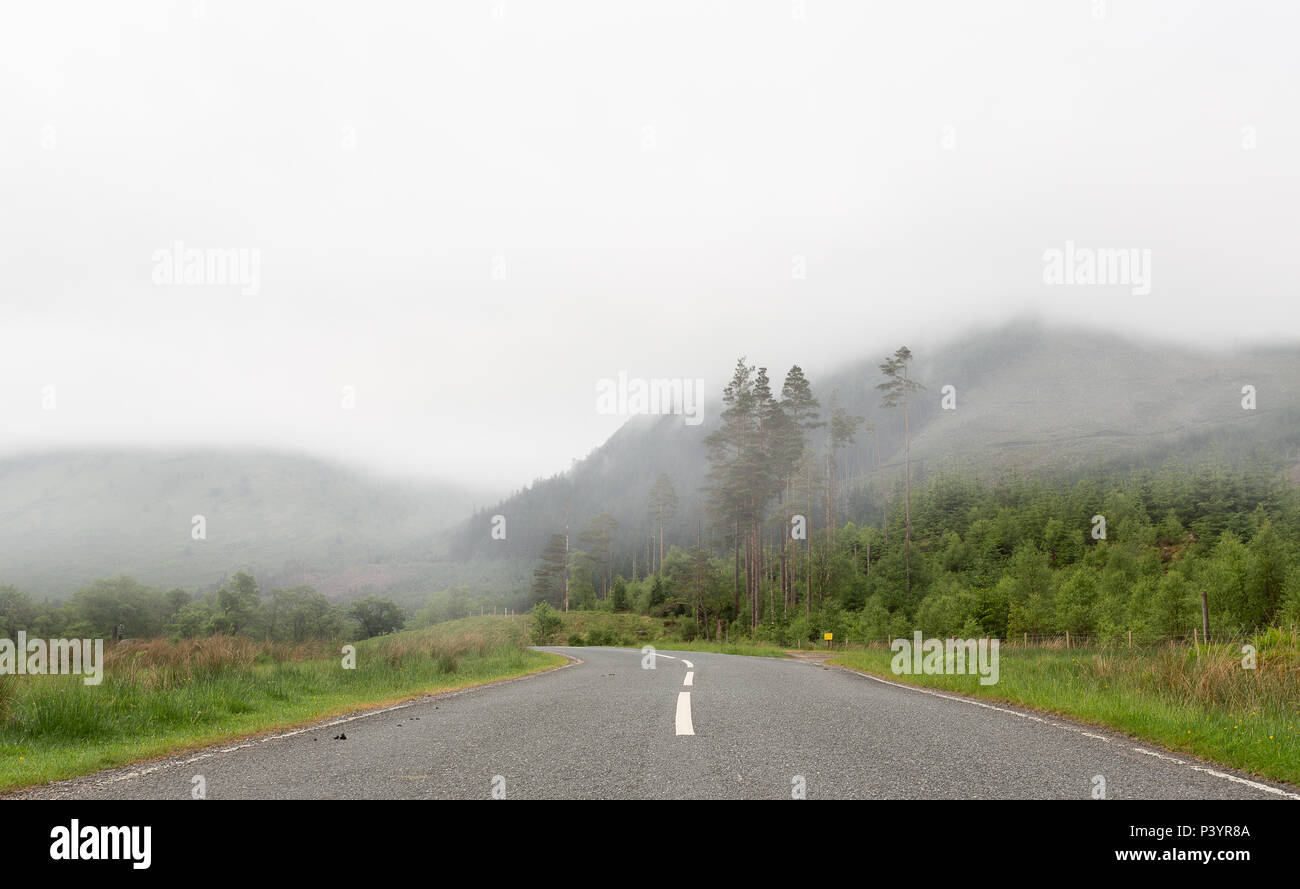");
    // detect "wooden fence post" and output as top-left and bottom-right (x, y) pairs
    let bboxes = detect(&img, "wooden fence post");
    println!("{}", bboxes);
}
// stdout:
(1200, 590), (1210, 643)
(1065, 629), (1070, 650)
(1128, 629), (1132, 648)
